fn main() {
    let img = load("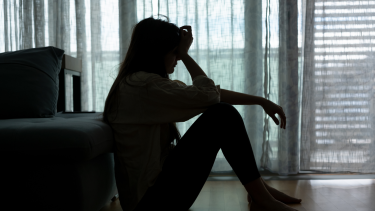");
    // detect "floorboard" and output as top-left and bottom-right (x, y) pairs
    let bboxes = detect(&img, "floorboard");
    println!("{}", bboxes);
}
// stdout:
(99, 179), (375, 211)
